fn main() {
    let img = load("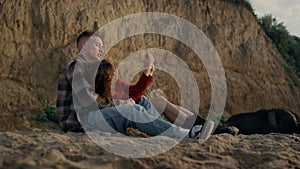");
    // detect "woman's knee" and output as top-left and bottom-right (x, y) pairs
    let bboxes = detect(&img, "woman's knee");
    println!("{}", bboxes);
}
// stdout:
(157, 96), (168, 102)
(150, 96), (168, 104)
